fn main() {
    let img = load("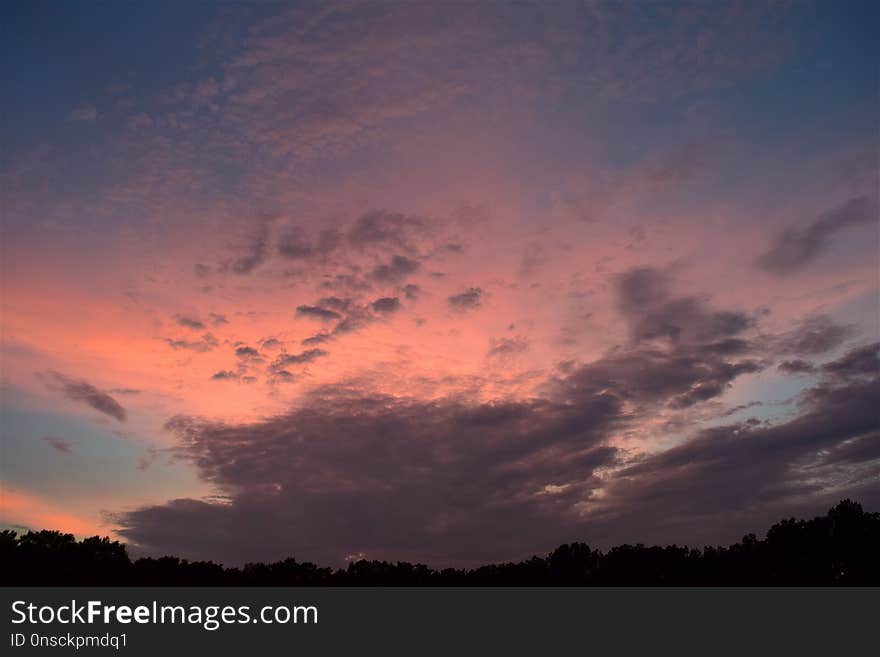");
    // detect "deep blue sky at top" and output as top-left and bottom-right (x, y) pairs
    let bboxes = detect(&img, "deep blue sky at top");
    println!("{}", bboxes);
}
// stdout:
(2, 1), (877, 161)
